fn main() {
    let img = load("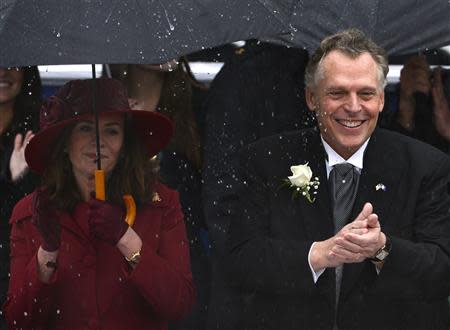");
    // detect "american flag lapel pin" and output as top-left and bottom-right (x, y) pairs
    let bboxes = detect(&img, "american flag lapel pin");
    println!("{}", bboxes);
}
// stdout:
(375, 183), (387, 192)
